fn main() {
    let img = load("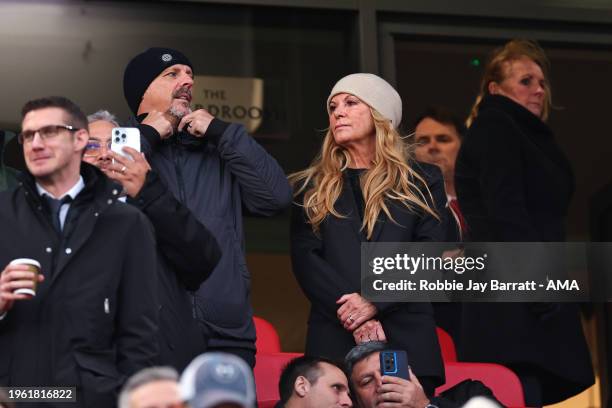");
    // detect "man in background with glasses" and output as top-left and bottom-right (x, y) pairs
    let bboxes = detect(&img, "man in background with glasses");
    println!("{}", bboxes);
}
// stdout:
(84, 109), (221, 372)
(82, 112), (114, 171)
(0, 96), (160, 407)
